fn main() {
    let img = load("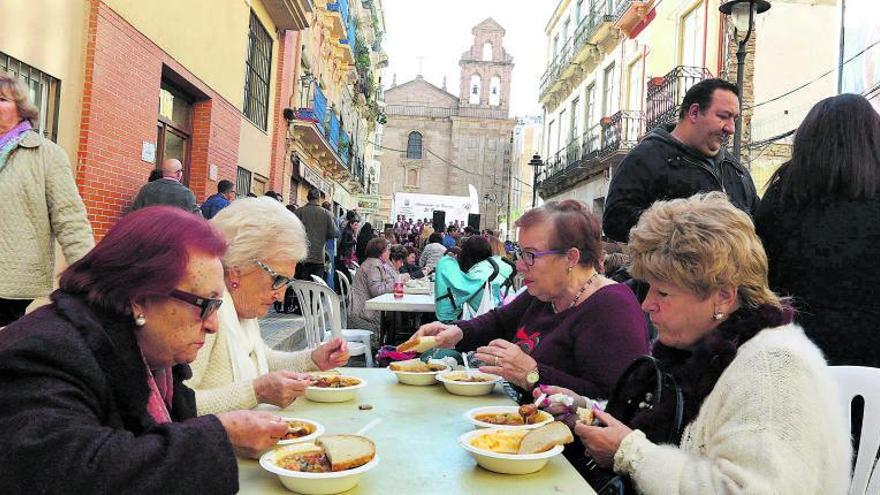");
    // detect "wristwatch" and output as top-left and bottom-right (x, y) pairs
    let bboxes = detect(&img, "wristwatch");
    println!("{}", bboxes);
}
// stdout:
(525, 367), (540, 386)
